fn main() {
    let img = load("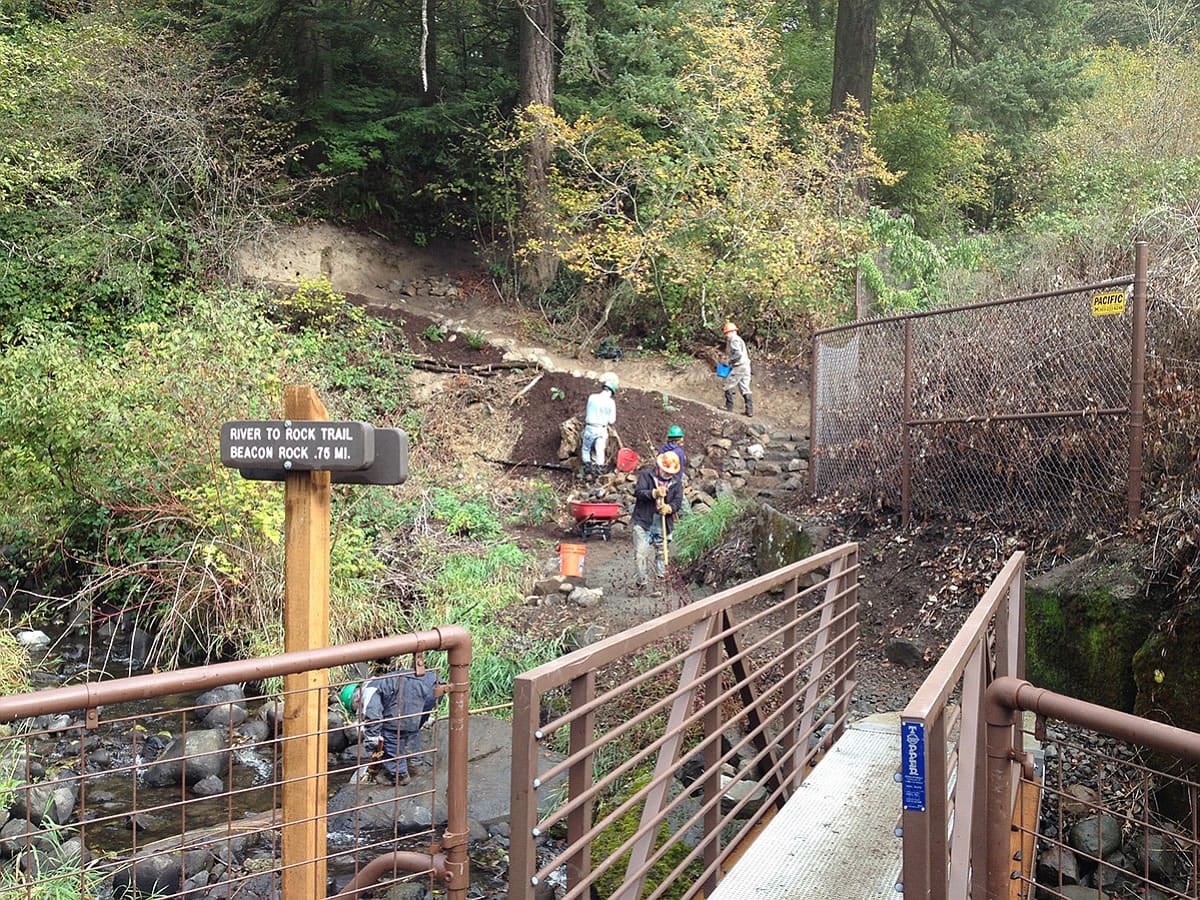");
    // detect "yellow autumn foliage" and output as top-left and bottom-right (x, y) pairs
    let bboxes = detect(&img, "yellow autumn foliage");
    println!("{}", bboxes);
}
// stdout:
(507, 4), (893, 337)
